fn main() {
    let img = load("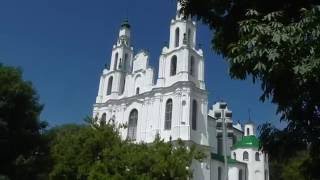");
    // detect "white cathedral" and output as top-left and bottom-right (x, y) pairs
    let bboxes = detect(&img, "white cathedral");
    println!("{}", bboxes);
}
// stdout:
(92, 3), (269, 180)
